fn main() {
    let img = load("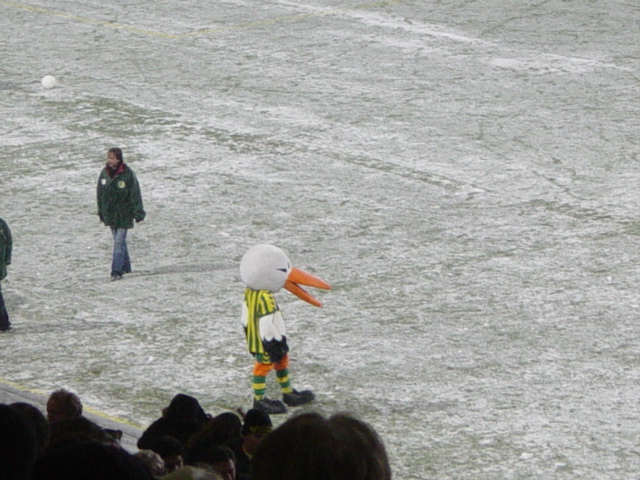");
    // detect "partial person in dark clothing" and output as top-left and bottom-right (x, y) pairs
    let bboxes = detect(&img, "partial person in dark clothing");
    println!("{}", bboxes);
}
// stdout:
(187, 445), (237, 480)
(150, 435), (185, 473)
(230, 409), (272, 480)
(0, 217), (12, 331)
(10, 402), (50, 458)
(251, 412), (392, 480)
(185, 411), (242, 463)
(96, 147), (146, 281)
(138, 394), (209, 450)
(134, 449), (167, 478)
(47, 416), (119, 453)
(0, 404), (38, 480)
(32, 441), (155, 480)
